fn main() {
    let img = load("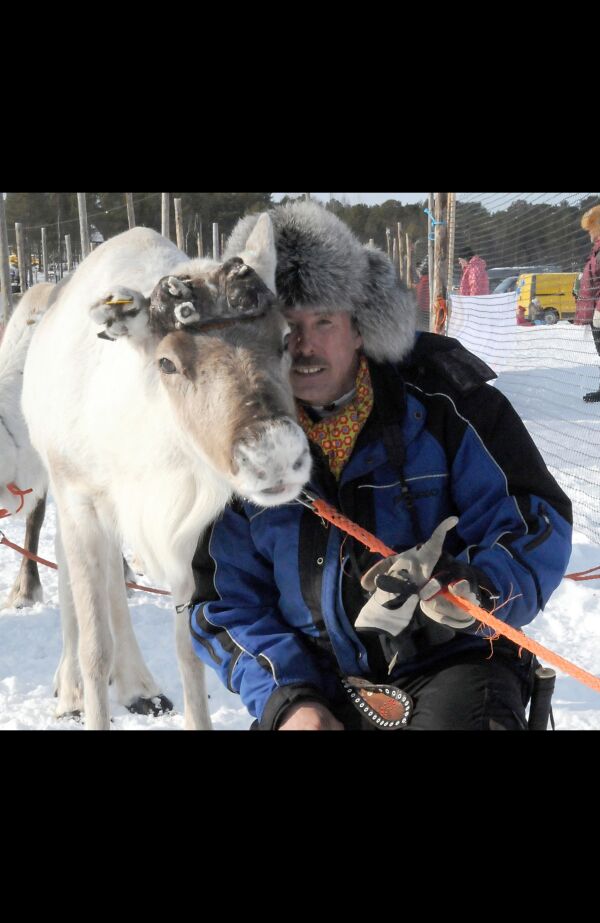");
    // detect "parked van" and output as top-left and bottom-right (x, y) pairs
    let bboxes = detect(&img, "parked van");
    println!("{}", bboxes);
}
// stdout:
(516, 272), (579, 324)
